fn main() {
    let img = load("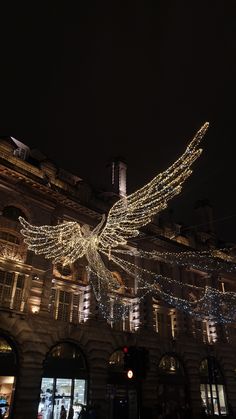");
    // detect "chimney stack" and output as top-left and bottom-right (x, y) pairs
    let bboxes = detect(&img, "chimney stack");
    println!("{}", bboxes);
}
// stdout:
(111, 158), (127, 198)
